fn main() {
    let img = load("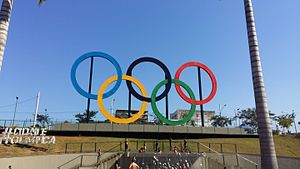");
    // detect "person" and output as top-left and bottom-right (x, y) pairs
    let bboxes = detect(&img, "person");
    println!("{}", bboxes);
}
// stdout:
(115, 162), (121, 169)
(97, 149), (102, 163)
(183, 139), (187, 152)
(155, 141), (159, 152)
(125, 139), (129, 157)
(182, 163), (187, 169)
(129, 158), (139, 169)
(143, 142), (146, 152)
(8, 166), (12, 169)
(174, 146), (178, 154)
(125, 139), (129, 152)
(157, 147), (162, 154)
